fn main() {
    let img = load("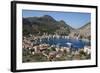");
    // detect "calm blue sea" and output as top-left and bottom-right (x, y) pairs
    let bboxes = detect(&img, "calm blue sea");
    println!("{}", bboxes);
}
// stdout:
(40, 38), (90, 49)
